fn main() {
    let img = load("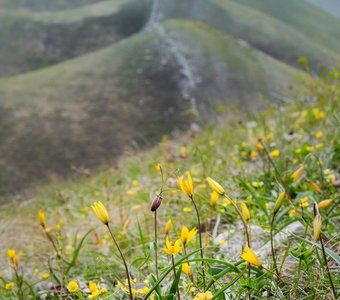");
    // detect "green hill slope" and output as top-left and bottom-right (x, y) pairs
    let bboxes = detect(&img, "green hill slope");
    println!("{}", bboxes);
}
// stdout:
(154, 0), (340, 70)
(0, 0), (149, 76)
(236, 0), (340, 55)
(0, 19), (307, 196)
